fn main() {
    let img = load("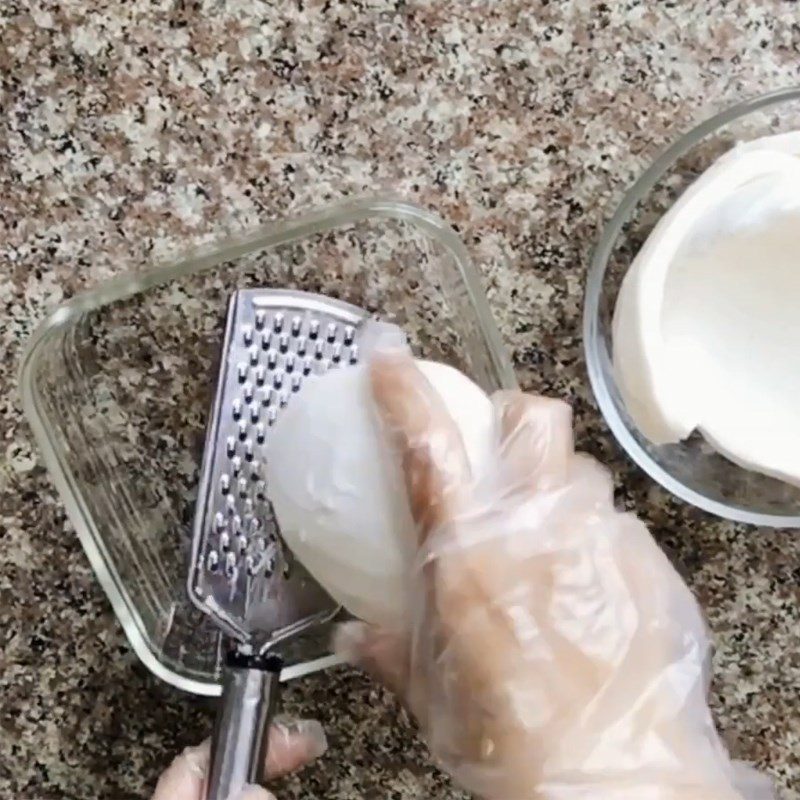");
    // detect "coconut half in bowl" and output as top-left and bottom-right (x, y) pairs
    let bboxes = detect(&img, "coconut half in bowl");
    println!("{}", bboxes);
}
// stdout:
(613, 132), (800, 487)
